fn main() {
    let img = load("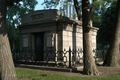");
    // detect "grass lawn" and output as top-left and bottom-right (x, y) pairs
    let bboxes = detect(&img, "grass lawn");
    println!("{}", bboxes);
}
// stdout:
(16, 69), (120, 80)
